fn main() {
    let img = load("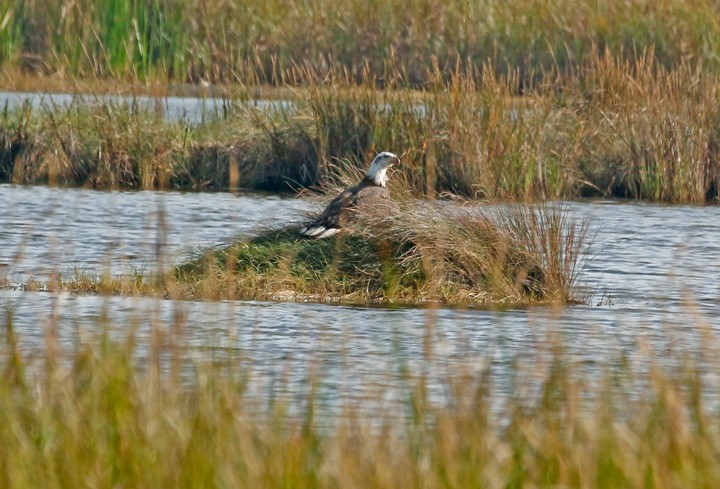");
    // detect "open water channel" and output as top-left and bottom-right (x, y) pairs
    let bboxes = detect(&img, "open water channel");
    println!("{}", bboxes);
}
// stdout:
(1, 183), (719, 415)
